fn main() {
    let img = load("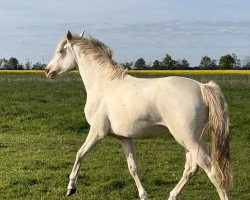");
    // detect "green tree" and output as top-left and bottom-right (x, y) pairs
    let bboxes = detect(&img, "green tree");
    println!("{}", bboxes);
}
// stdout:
(176, 59), (190, 69)
(162, 53), (175, 69)
(218, 54), (236, 69)
(32, 62), (46, 70)
(152, 60), (162, 70)
(17, 64), (24, 70)
(122, 61), (133, 70)
(6, 57), (19, 69)
(231, 53), (241, 68)
(133, 58), (146, 70)
(199, 56), (217, 69)
(25, 61), (31, 70)
(242, 56), (250, 69)
(0, 58), (8, 69)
